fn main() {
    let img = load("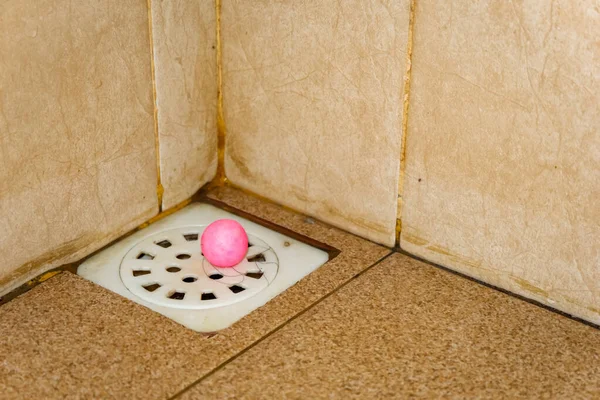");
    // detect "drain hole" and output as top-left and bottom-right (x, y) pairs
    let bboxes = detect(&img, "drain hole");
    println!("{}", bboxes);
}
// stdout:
(168, 291), (186, 300)
(176, 253), (191, 260)
(202, 293), (217, 301)
(182, 276), (198, 283)
(183, 233), (198, 241)
(166, 266), (181, 273)
(208, 273), (223, 280)
(137, 252), (154, 260)
(248, 253), (266, 263)
(229, 285), (246, 294)
(155, 240), (172, 248)
(132, 270), (151, 277)
(143, 283), (161, 292)
(246, 272), (264, 279)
